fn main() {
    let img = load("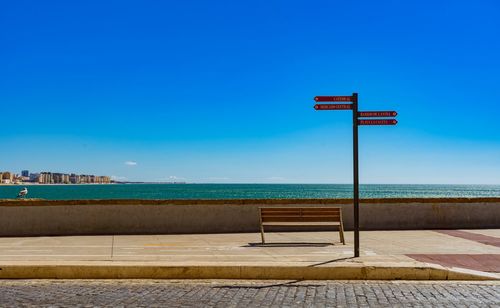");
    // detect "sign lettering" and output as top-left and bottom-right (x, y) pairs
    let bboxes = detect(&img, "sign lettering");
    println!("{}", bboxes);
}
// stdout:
(314, 96), (354, 102)
(358, 119), (398, 125)
(358, 111), (397, 118)
(314, 104), (353, 110)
